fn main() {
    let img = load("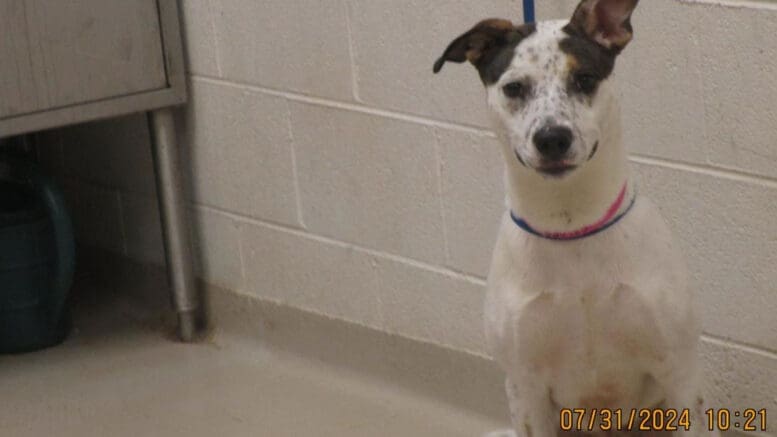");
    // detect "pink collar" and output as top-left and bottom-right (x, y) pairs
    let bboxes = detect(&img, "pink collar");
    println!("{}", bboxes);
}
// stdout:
(510, 183), (635, 241)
